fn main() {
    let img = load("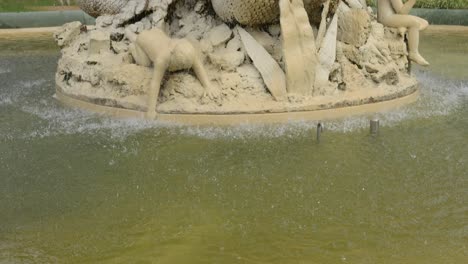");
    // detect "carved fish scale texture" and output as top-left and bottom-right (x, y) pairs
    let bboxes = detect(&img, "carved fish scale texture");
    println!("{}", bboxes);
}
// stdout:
(79, 0), (129, 17)
(235, 0), (280, 25)
(79, 0), (336, 25)
(212, 0), (279, 25)
(212, 0), (331, 26)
